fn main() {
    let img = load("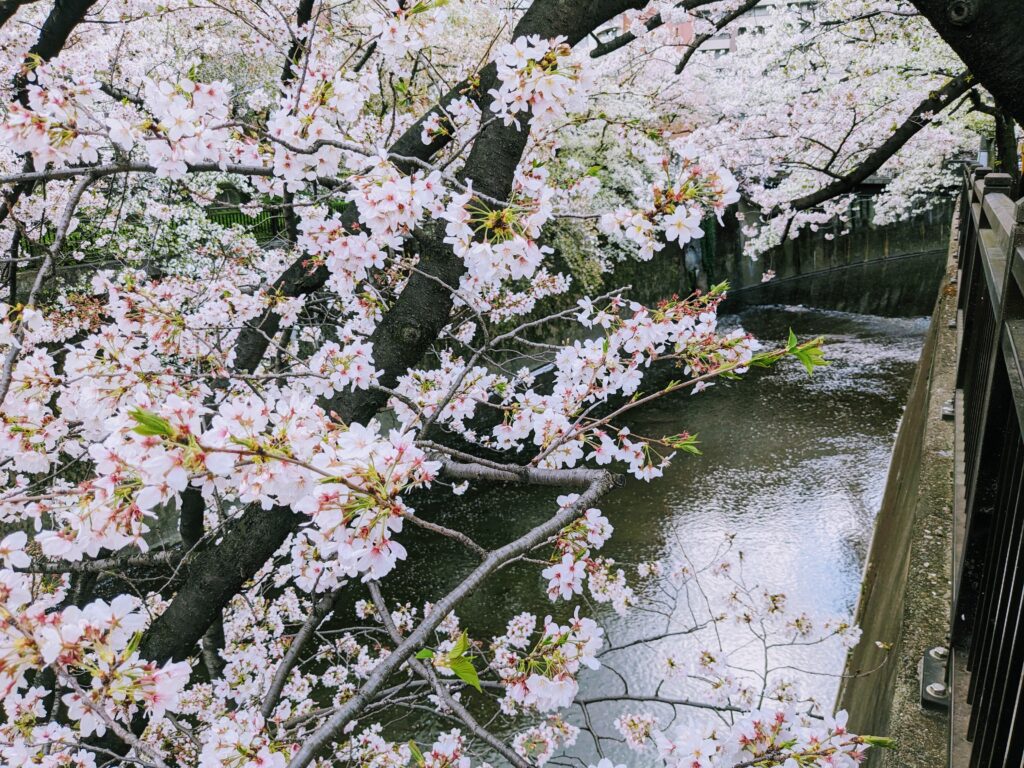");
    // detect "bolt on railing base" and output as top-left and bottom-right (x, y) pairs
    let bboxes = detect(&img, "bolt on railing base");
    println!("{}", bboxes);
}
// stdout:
(920, 645), (950, 711)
